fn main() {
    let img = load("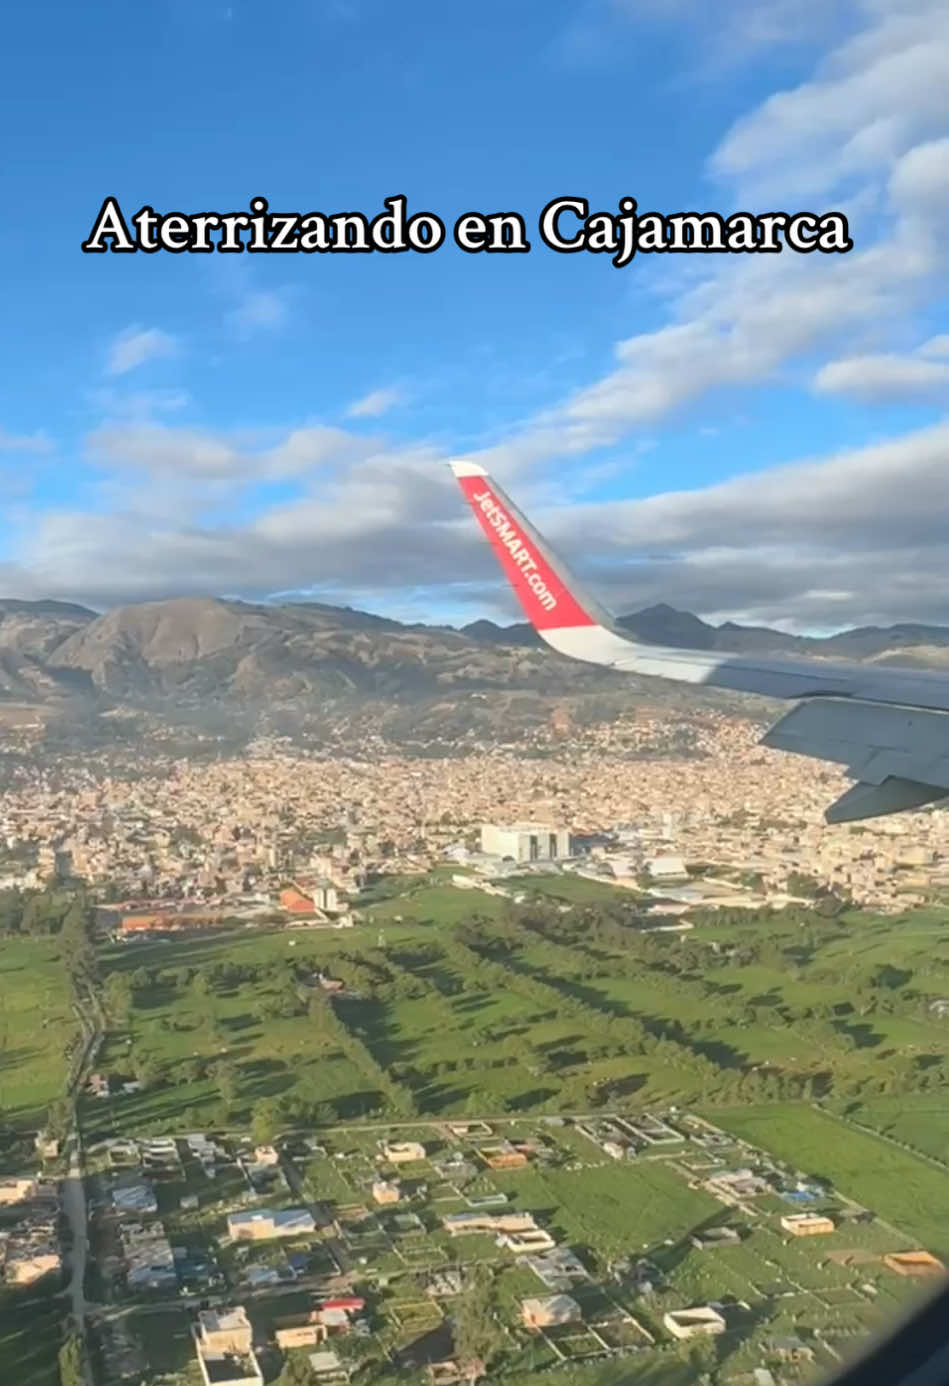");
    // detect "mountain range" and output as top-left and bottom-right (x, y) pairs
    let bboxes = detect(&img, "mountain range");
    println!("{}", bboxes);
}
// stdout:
(462, 604), (949, 663)
(3, 594), (949, 752)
